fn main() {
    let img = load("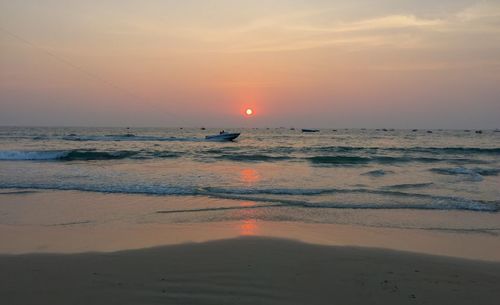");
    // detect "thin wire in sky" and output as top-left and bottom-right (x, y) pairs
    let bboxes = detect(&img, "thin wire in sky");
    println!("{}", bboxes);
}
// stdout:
(0, 26), (186, 126)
